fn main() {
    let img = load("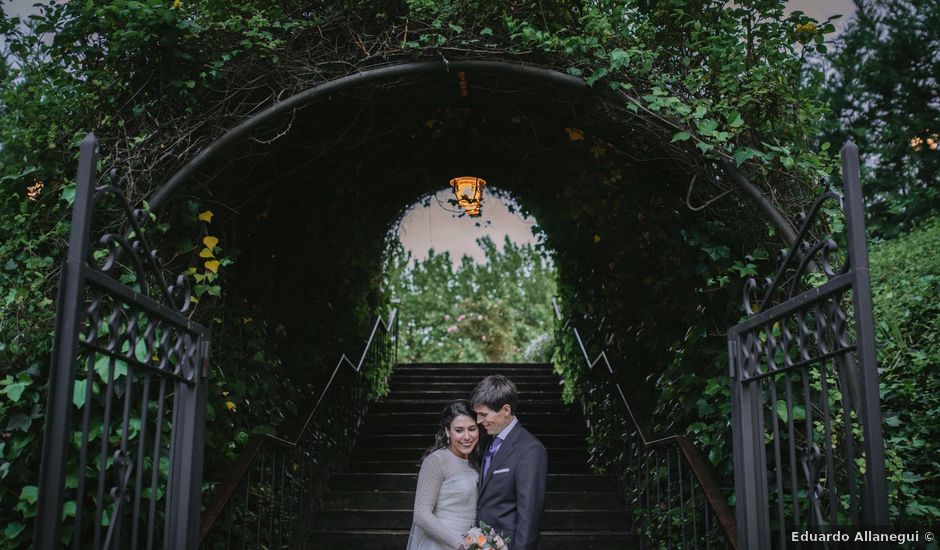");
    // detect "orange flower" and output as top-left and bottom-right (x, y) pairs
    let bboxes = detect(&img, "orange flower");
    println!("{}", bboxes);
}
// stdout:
(476, 534), (486, 546)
